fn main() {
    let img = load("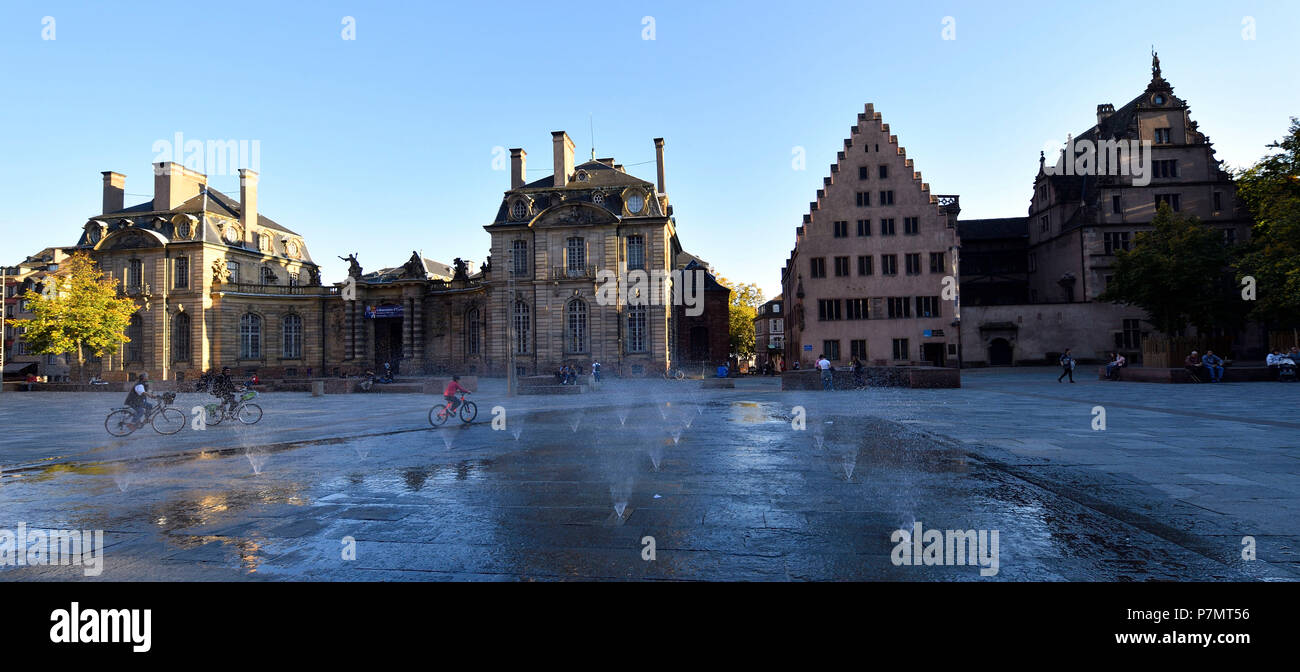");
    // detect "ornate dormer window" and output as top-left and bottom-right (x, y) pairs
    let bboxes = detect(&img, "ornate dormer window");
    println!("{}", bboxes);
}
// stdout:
(510, 199), (528, 221)
(624, 190), (645, 215)
(576, 169), (590, 182)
